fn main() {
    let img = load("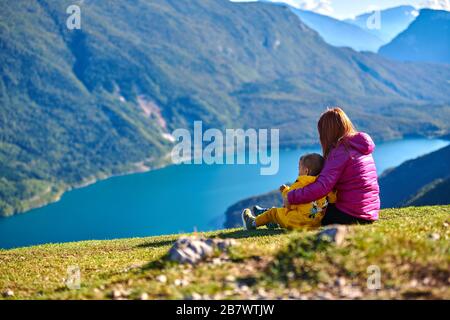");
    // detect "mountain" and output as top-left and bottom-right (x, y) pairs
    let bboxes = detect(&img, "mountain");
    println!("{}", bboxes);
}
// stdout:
(346, 5), (418, 43)
(1, 0), (450, 217)
(379, 9), (450, 64)
(379, 145), (450, 208)
(405, 178), (450, 206)
(290, 9), (385, 52)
